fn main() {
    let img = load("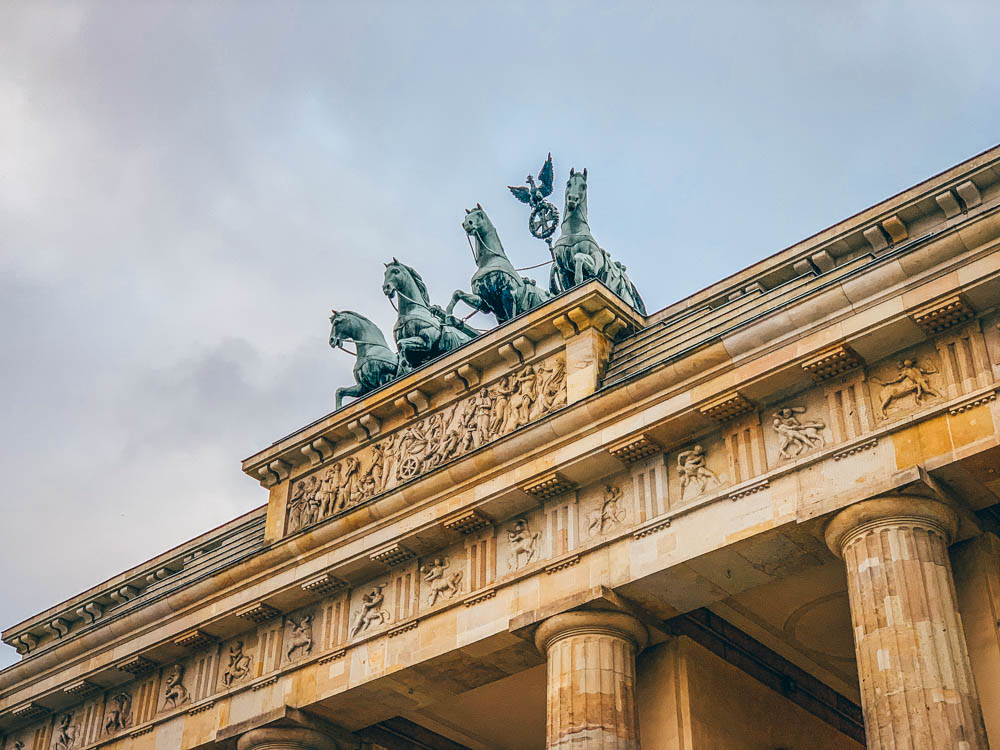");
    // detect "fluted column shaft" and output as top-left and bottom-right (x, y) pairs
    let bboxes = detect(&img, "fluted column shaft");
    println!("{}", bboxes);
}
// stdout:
(826, 497), (988, 750)
(535, 611), (648, 750)
(238, 727), (348, 750)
